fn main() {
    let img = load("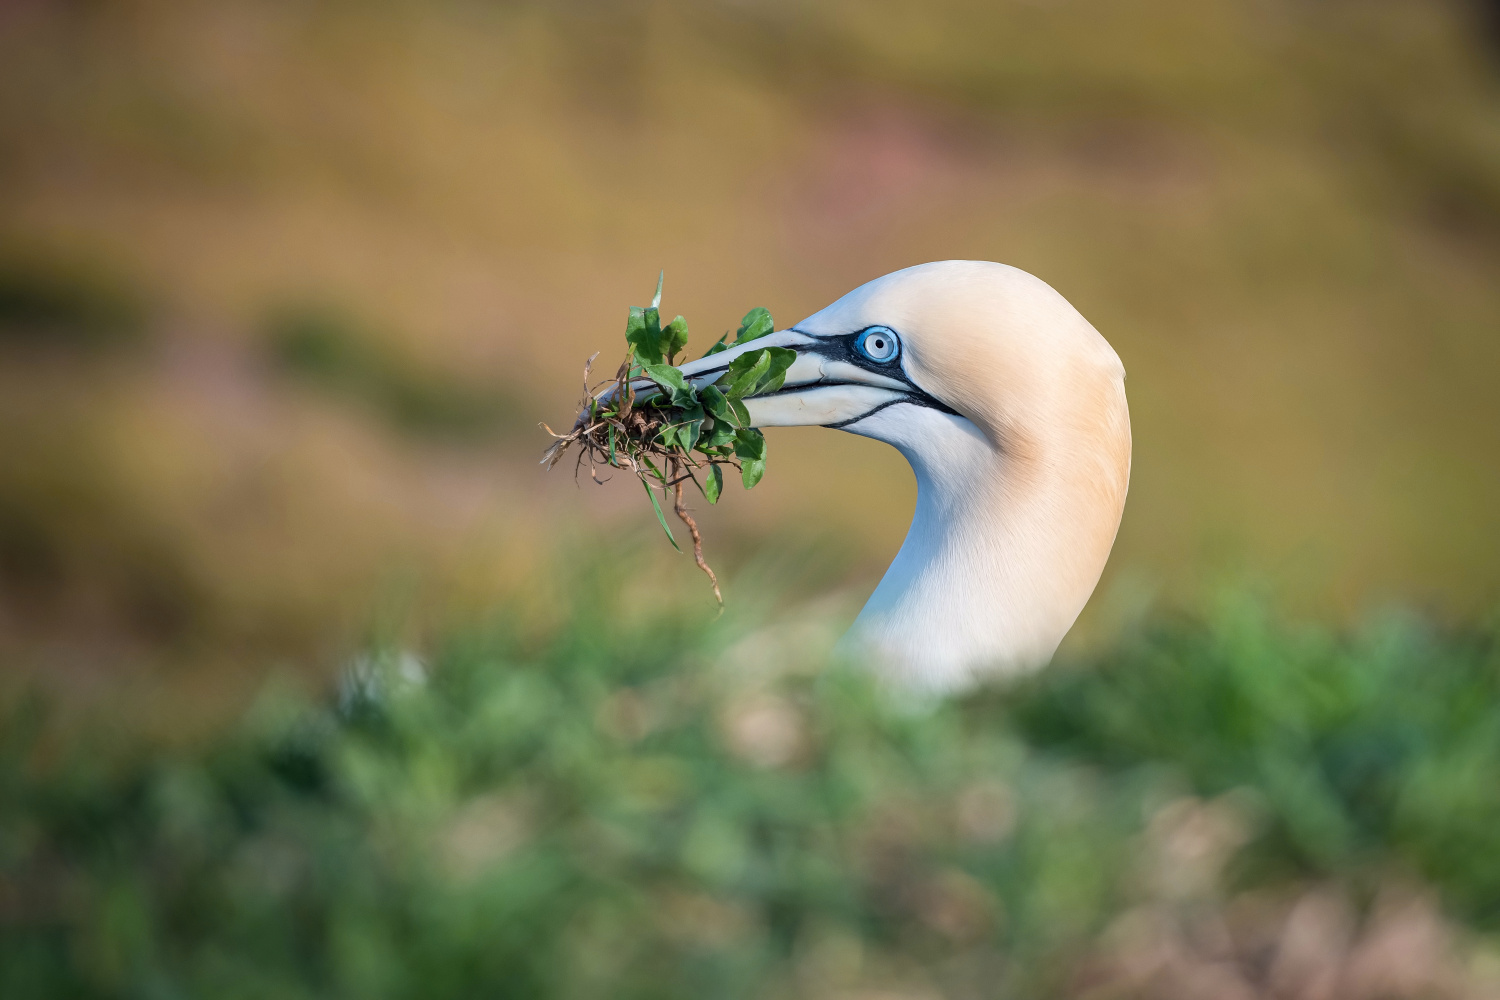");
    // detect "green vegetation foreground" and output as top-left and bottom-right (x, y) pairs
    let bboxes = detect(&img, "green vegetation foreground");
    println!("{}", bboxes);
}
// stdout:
(4, 550), (1500, 998)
